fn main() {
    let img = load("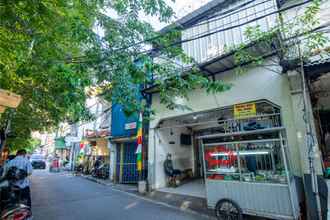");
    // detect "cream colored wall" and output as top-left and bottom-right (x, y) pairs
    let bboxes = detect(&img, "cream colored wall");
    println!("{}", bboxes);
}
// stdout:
(148, 60), (304, 190)
(153, 127), (194, 188)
